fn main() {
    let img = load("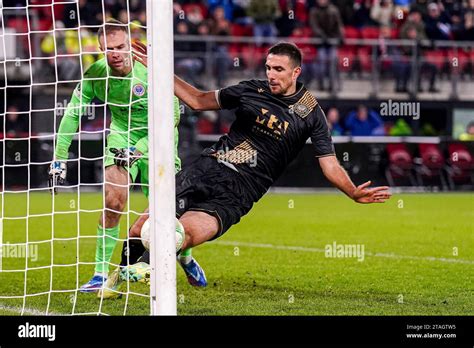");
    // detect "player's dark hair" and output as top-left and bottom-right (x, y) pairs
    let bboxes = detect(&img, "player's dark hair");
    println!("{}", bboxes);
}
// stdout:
(97, 19), (128, 38)
(268, 42), (302, 68)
